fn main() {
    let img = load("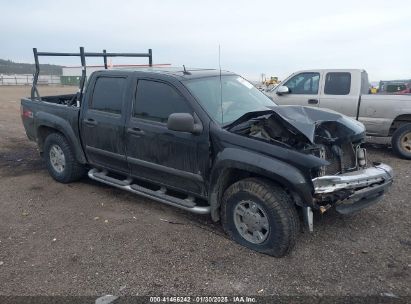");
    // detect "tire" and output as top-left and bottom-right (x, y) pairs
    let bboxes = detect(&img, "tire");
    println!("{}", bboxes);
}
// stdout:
(391, 123), (411, 159)
(43, 133), (85, 183)
(221, 178), (299, 257)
